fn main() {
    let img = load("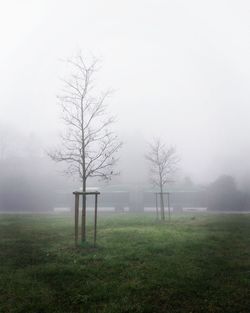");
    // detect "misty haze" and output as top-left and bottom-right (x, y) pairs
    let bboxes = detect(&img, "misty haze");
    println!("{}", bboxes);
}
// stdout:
(0, 1), (250, 312)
